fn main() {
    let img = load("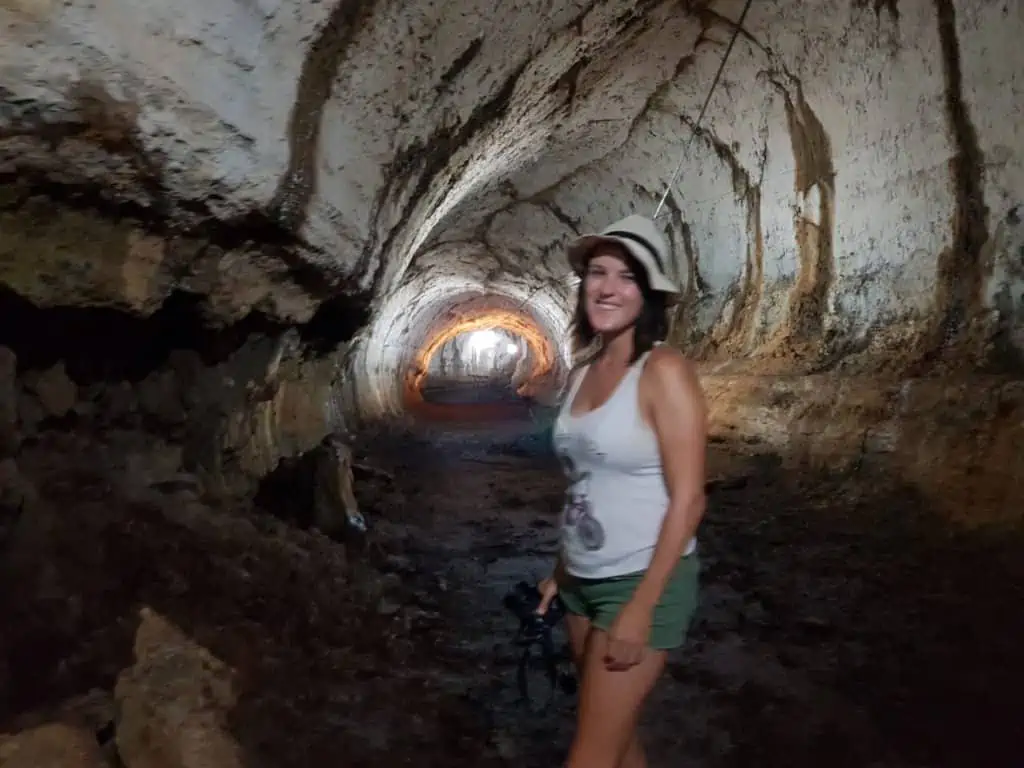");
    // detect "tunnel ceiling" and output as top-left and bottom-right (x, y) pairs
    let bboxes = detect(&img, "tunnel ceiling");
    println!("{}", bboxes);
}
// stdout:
(1, 0), (1022, 395)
